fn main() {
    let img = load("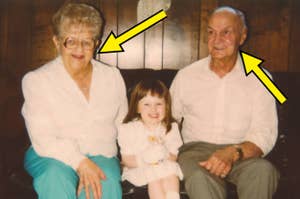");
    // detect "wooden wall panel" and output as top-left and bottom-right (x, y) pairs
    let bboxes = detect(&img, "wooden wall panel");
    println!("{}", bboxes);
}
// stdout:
(139, 0), (167, 69)
(163, 0), (200, 69)
(1, 0), (300, 73)
(1, 0), (32, 75)
(30, 0), (65, 68)
(30, 25), (57, 69)
(144, 24), (163, 69)
(97, 0), (118, 66)
(0, 0), (32, 138)
(289, 0), (300, 72)
(117, 0), (144, 69)
(199, 0), (218, 59)
(0, 0), (9, 67)
(218, 0), (292, 72)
